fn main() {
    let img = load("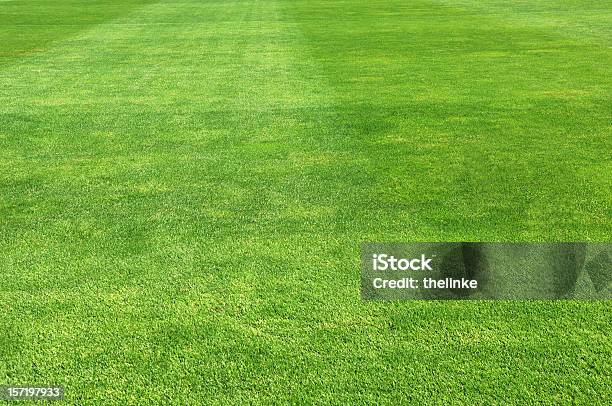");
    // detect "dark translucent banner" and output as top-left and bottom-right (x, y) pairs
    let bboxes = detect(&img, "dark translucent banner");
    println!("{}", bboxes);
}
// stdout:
(361, 243), (611, 300)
